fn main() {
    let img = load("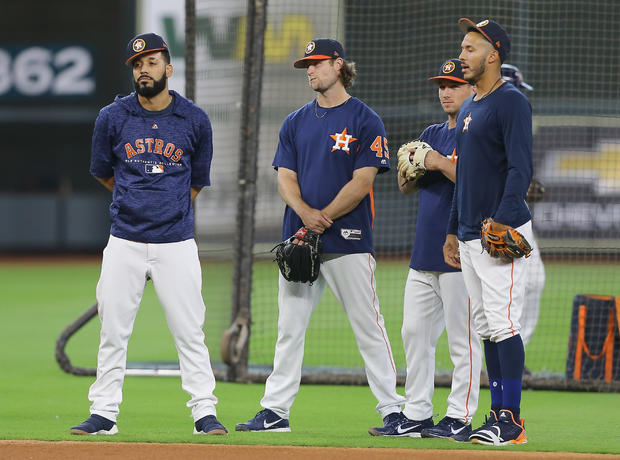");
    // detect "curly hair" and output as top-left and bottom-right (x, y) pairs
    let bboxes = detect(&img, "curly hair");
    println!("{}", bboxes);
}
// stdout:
(339, 60), (357, 88)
